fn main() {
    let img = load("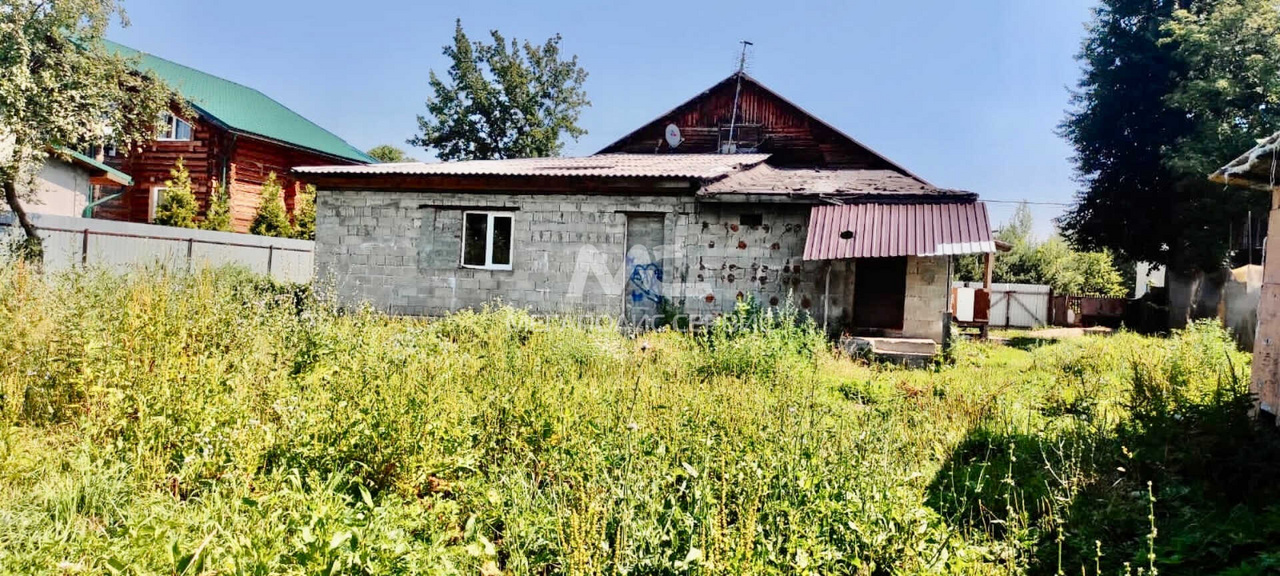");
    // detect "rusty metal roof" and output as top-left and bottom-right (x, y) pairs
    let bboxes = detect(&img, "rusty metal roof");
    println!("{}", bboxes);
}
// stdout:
(1209, 131), (1280, 191)
(294, 153), (771, 180)
(701, 164), (973, 199)
(804, 202), (995, 260)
